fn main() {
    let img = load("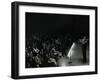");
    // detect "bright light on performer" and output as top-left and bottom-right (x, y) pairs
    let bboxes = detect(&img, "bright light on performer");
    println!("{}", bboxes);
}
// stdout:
(58, 42), (76, 66)
(67, 42), (76, 64)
